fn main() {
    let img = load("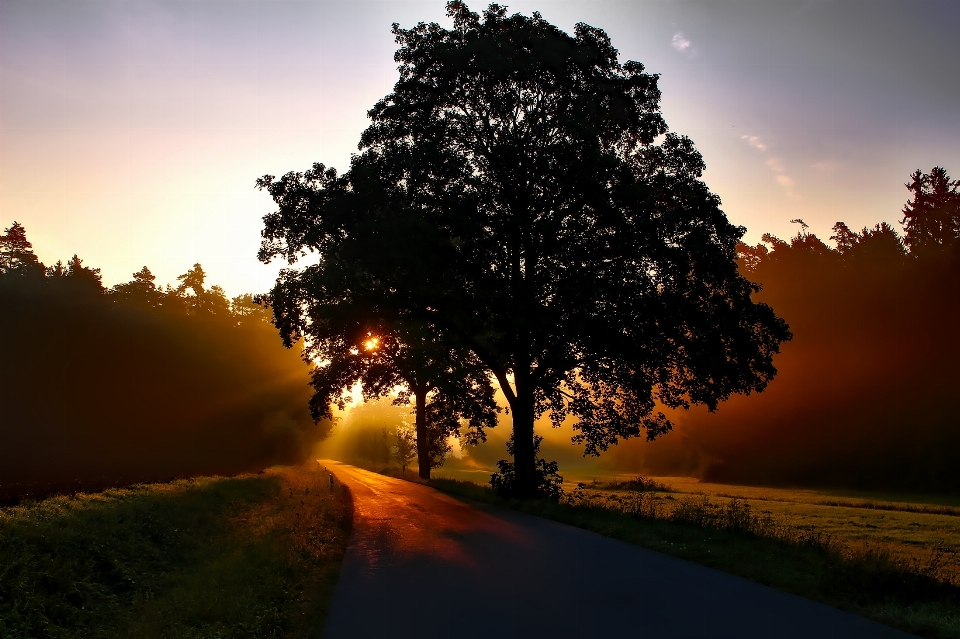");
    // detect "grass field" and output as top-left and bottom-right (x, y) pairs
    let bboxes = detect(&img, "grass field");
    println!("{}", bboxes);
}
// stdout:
(436, 467), (960, 586)
(427, 472), (960, 639)
(0, 463), (351, 639)
(581, 475), (960, 587)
